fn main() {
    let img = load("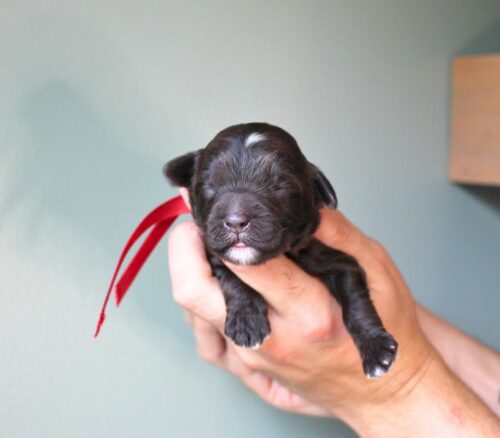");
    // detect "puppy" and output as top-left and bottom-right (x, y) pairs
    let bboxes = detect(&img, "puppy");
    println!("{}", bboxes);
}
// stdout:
(164, 123), (397, 378)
